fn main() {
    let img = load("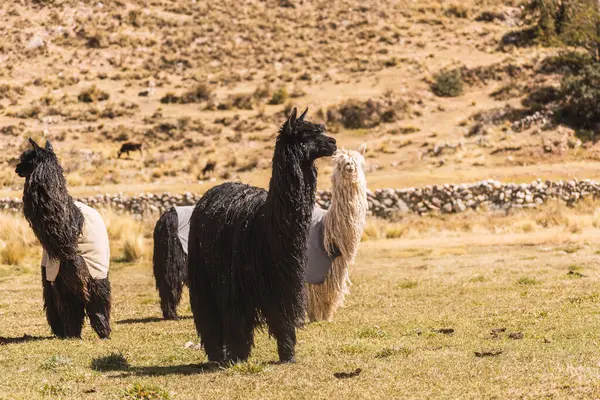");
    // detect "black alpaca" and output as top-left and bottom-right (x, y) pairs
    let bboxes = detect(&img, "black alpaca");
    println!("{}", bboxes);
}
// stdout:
(201, 161), (216, 178)
(152, 206), (192, 320)
(187, 108), (336, 363)
(117, 142), (143, 158)
(16, 139), (111, 339)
